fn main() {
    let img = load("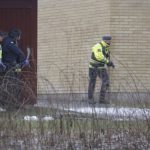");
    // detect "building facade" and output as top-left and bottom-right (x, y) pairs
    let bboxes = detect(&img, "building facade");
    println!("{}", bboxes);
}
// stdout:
(38, 0), (150, 101)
